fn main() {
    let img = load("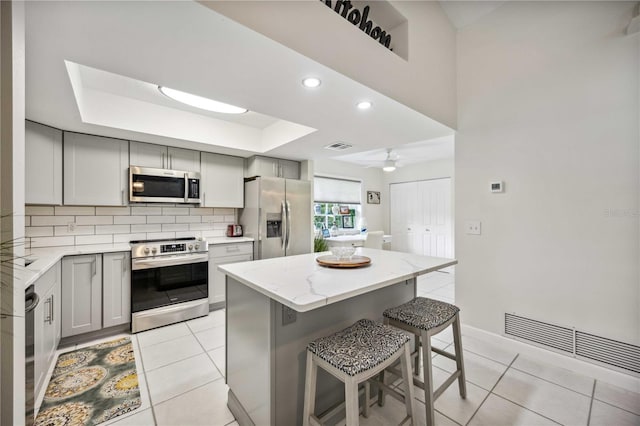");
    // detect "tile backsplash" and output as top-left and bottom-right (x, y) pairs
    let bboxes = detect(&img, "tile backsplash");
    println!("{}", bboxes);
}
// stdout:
(25, 204), (236, 248)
